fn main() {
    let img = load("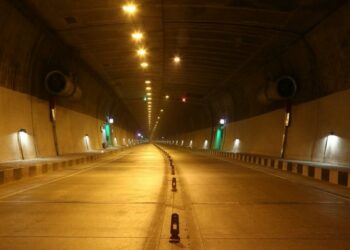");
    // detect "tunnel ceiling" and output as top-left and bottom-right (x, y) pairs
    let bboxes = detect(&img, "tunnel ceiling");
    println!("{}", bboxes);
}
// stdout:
(19, 0), (345, 135)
